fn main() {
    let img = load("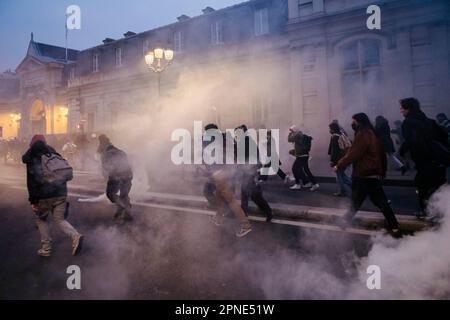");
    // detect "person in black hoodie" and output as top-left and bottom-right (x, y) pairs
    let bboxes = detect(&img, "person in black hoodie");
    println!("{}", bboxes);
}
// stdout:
(234, 125), (273, 222)
(97, 134), (133, 221)
(22, 135), (83, 257)
(399, 98), (448, 218)
(375, 116), (407, 174)
(288, 126), (319, 191)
